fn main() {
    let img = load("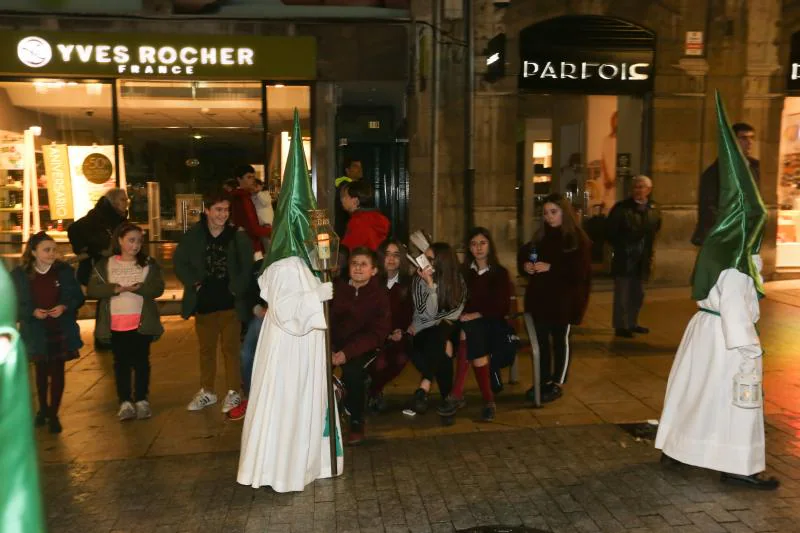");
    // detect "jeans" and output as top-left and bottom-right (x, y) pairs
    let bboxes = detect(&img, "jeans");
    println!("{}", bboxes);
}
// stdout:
(613, 276), (645, 330)
(240, 314), (264, 397)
